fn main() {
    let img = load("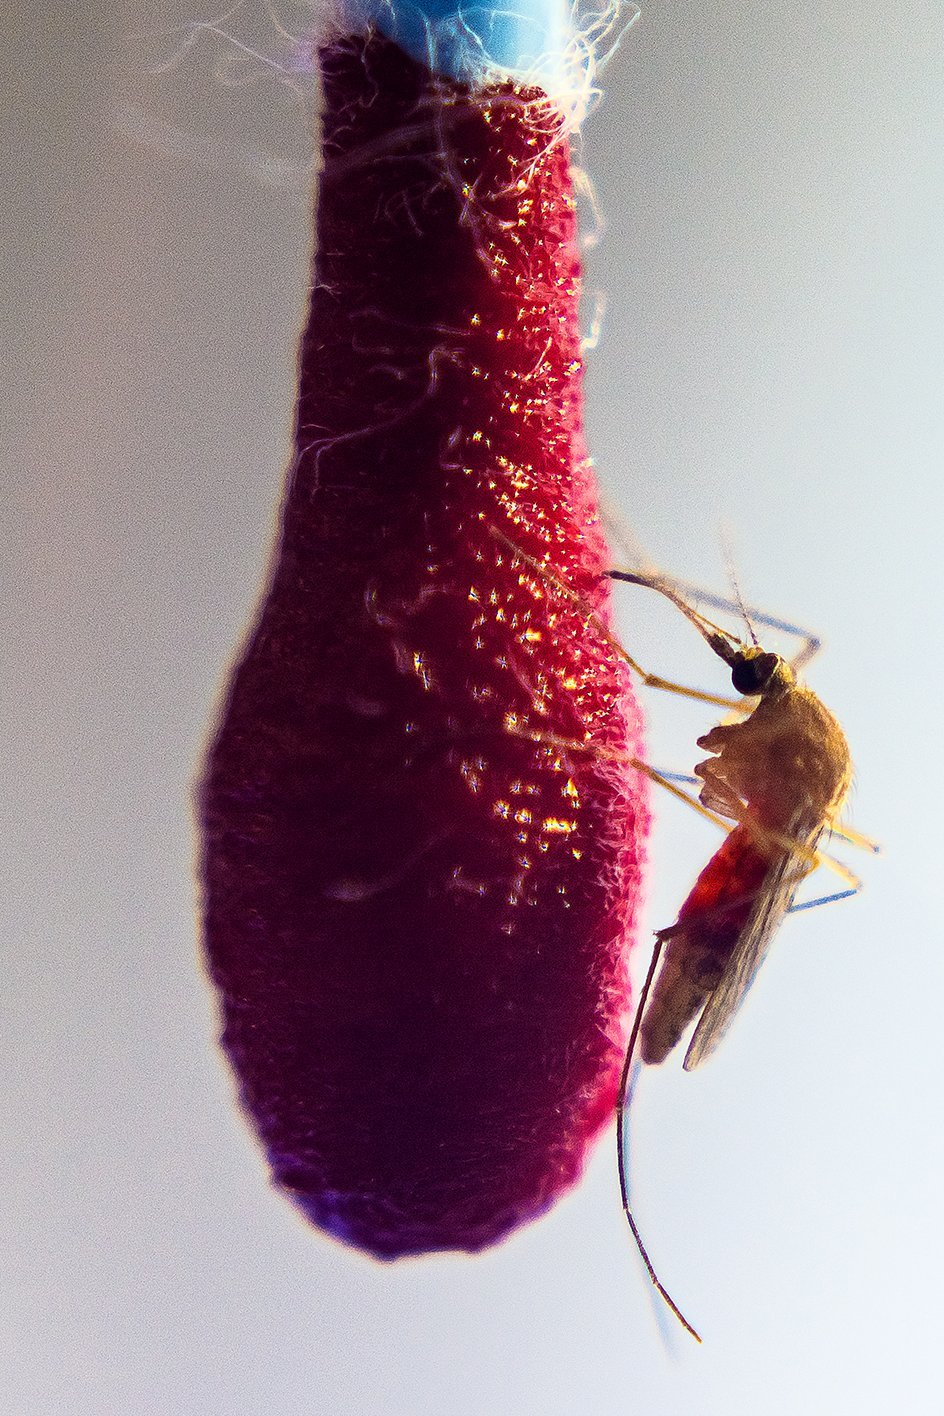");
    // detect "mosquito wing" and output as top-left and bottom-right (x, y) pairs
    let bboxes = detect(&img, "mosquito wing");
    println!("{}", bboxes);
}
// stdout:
(682, 824), (822, 1071)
